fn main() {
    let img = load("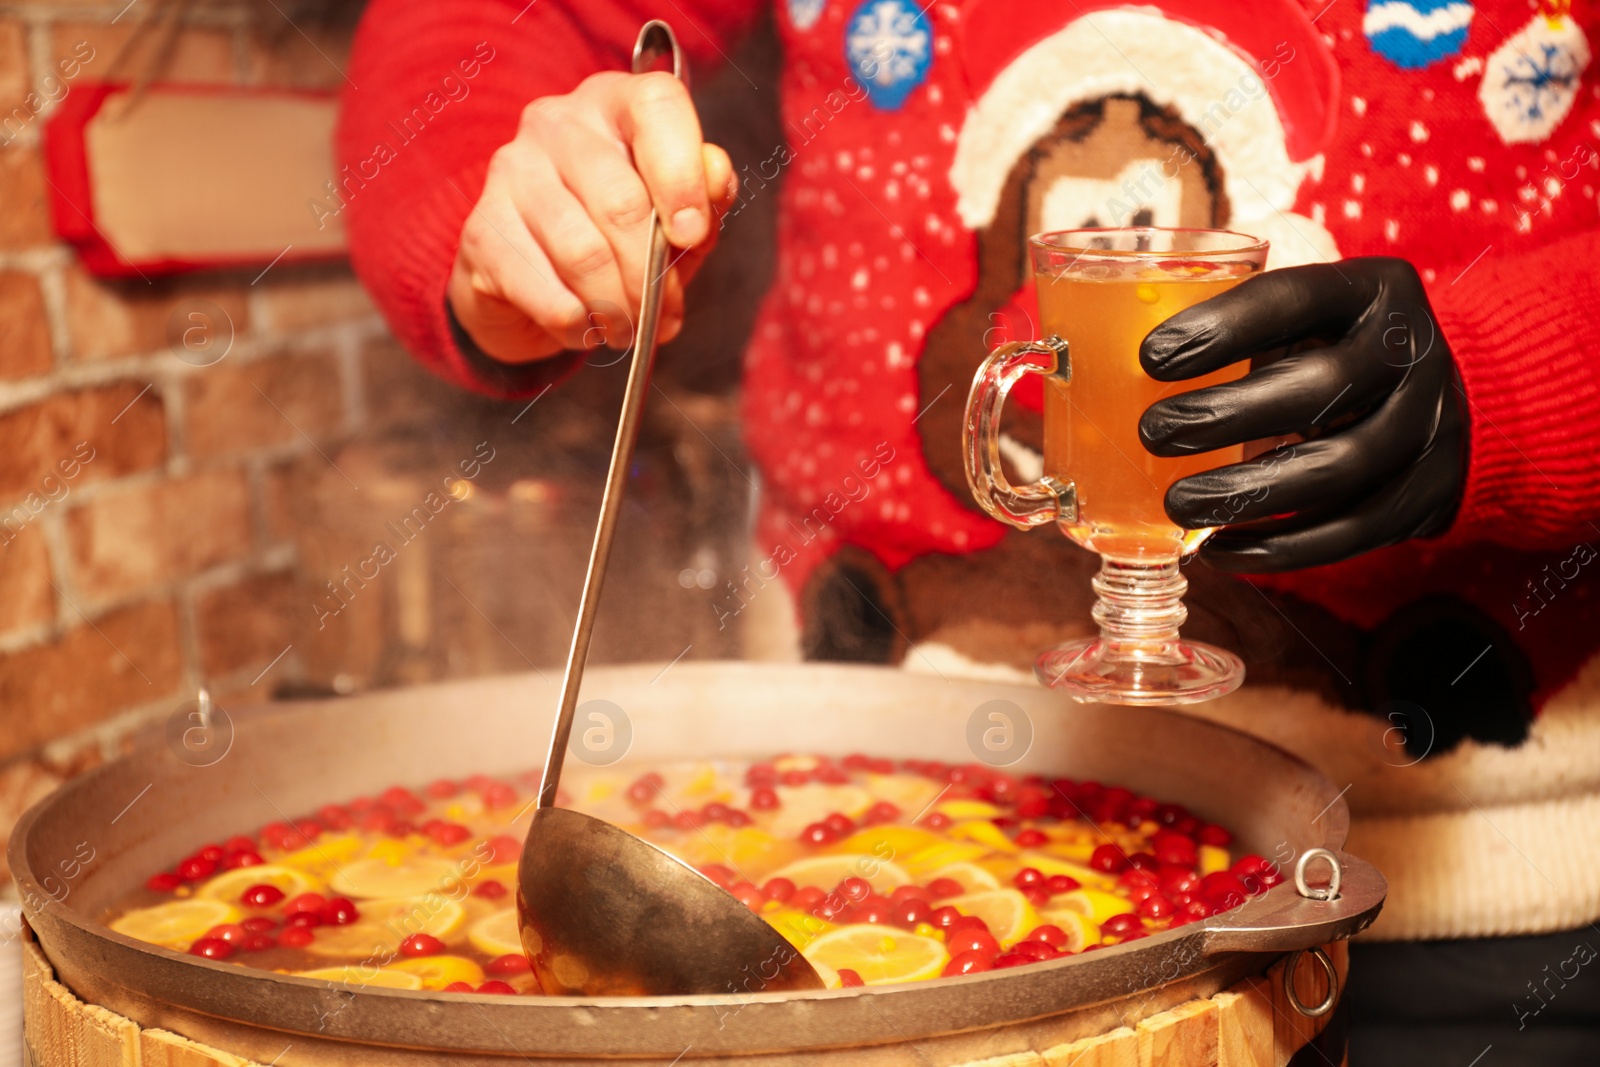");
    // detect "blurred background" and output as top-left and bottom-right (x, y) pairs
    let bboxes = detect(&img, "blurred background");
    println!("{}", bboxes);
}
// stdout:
(0, 0), (786, 886)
